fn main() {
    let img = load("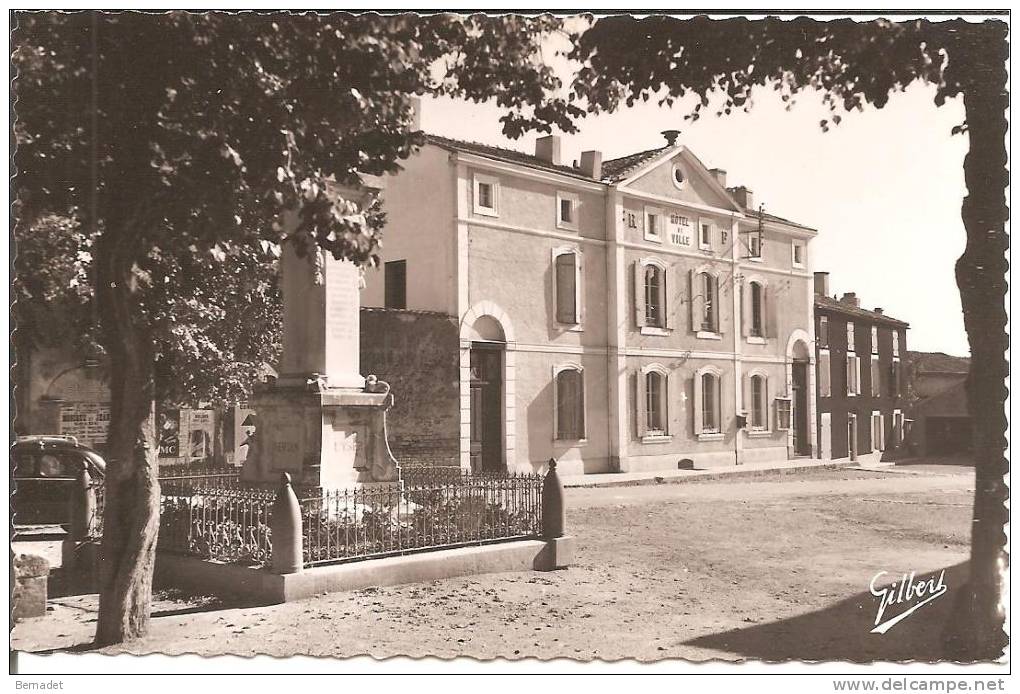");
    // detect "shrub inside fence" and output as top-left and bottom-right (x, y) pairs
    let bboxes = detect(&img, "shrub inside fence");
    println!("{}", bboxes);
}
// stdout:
(301, 473), (543, 566)
(157, 487), (275, 567)
(152, 472), (544, 569)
